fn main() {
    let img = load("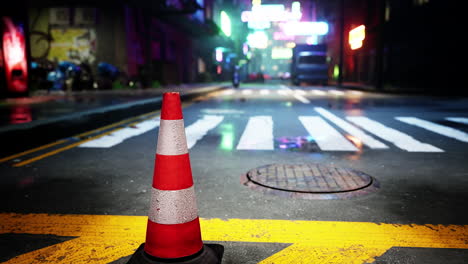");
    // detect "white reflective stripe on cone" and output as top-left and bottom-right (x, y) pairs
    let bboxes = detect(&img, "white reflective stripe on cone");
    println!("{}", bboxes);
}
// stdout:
(148, 186), (198, 225)
(156, 119), (188, 155)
